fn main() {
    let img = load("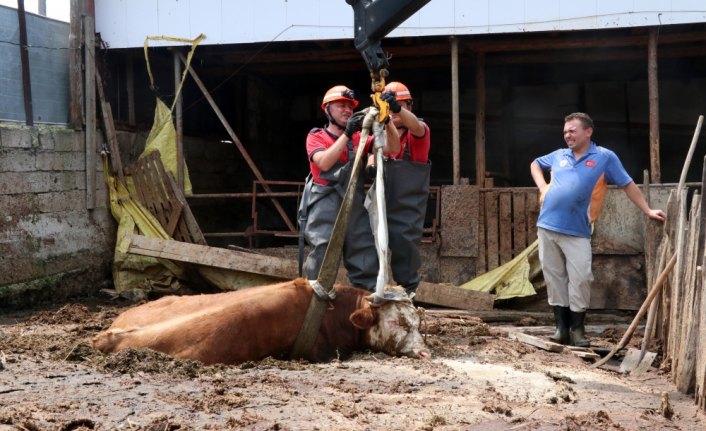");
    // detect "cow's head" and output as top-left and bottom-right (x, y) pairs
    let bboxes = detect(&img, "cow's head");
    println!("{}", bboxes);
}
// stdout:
(349, 286), (431, 360)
